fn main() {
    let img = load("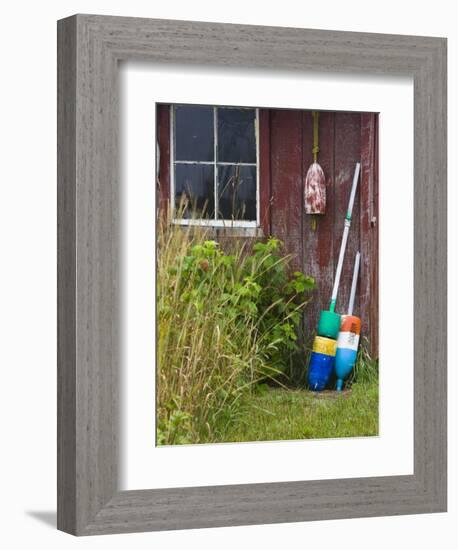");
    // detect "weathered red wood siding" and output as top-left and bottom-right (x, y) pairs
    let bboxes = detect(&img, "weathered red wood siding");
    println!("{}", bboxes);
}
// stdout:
(360, 113), (379, 356)
(157, 104), (170, 217)
(268, 110), (378, 357)
(333, 113), (361, 322)
(258, 109), (272, 237)
(302, 111), (335, 350)
(269, 110), (304, 272)
(157, 106), (379, 357)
